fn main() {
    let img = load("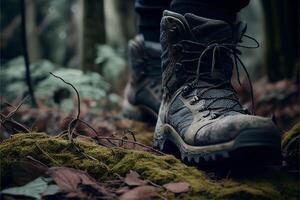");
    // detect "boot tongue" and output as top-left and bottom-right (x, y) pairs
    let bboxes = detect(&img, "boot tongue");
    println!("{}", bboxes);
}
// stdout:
(184, 13), (234, 44)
